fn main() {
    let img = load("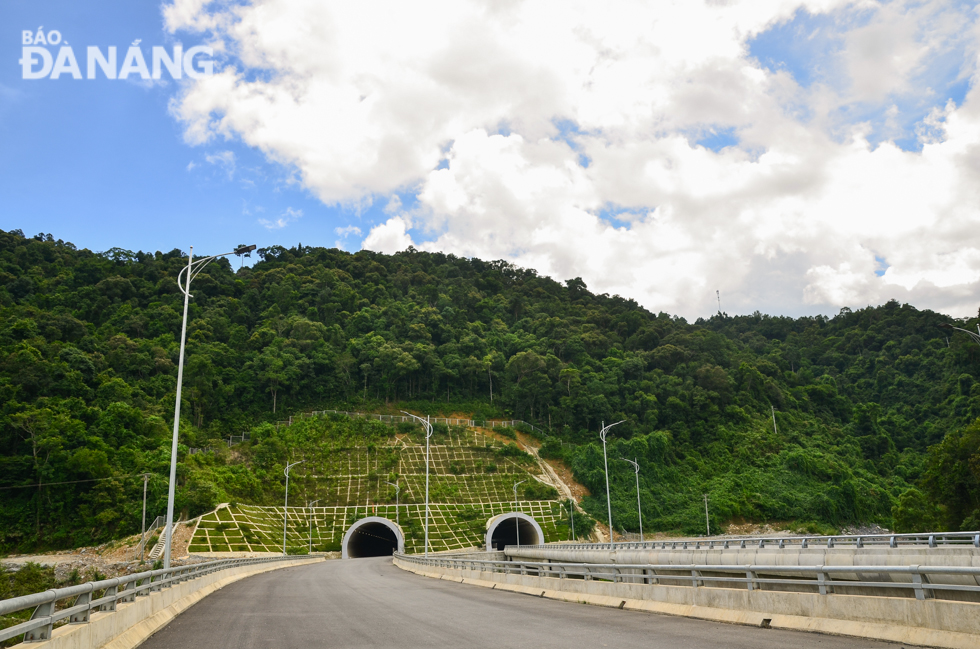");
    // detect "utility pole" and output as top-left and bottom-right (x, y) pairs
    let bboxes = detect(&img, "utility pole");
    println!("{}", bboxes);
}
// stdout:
(282, 460), (304, 555)
(513, 480), (527, 547)
(621, 458), (643, 542)
(704, 493), (710, 536)
(716, 290), (721, 313)
(599, 420), (625, 549)
(163, 243), (255, 569)
(401, 412), (433, 556)
(307, 499), (320, 554)
(771, 406), (778, 435)
(566, 498), (576, 541)
(140, 473), (149, 562)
